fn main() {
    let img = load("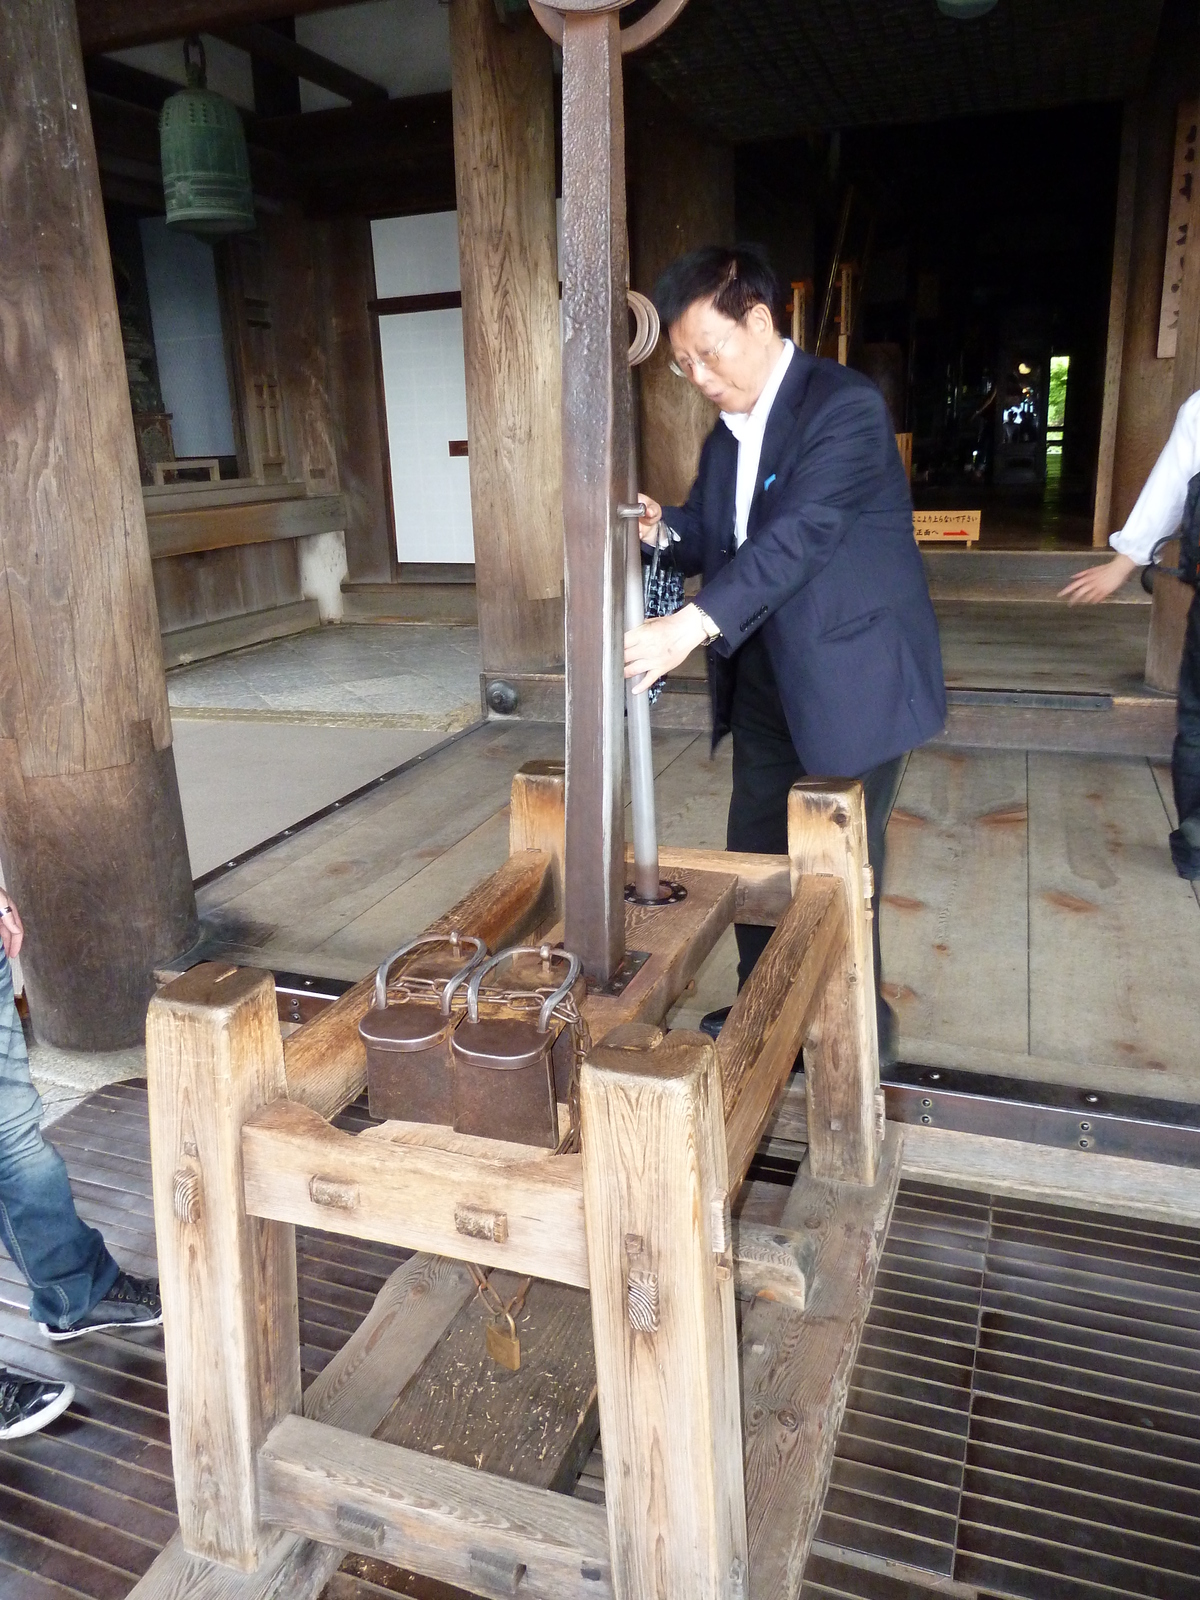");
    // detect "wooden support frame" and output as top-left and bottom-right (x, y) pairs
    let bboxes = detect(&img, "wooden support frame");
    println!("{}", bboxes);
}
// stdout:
(139, 771), (888, 1600)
